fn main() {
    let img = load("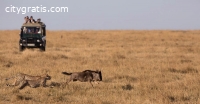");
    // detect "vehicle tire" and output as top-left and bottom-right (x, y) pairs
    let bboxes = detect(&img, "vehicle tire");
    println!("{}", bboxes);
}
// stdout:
(19, 46), (24, 52)
(40, 46), (45, 51)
